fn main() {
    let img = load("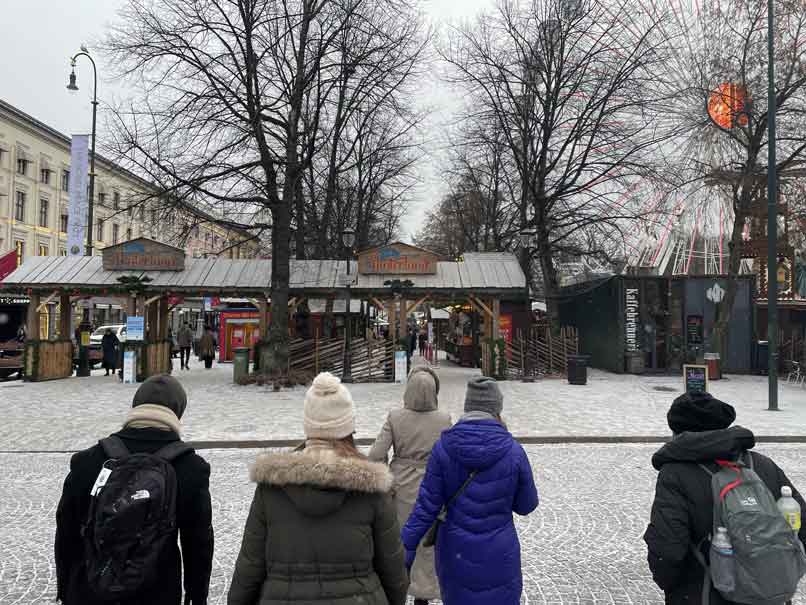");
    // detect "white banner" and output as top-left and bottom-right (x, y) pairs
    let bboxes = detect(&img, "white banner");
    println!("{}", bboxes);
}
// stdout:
(67, 135), (90, 256)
